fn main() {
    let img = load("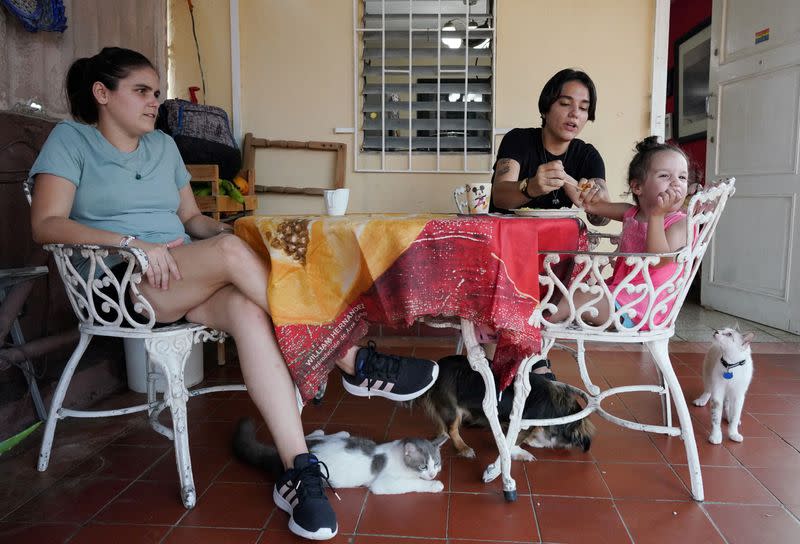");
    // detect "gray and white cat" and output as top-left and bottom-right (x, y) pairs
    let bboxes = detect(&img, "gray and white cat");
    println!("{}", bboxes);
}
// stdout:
(233, 418), (447, 494)
(692, 327), (755, 444)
